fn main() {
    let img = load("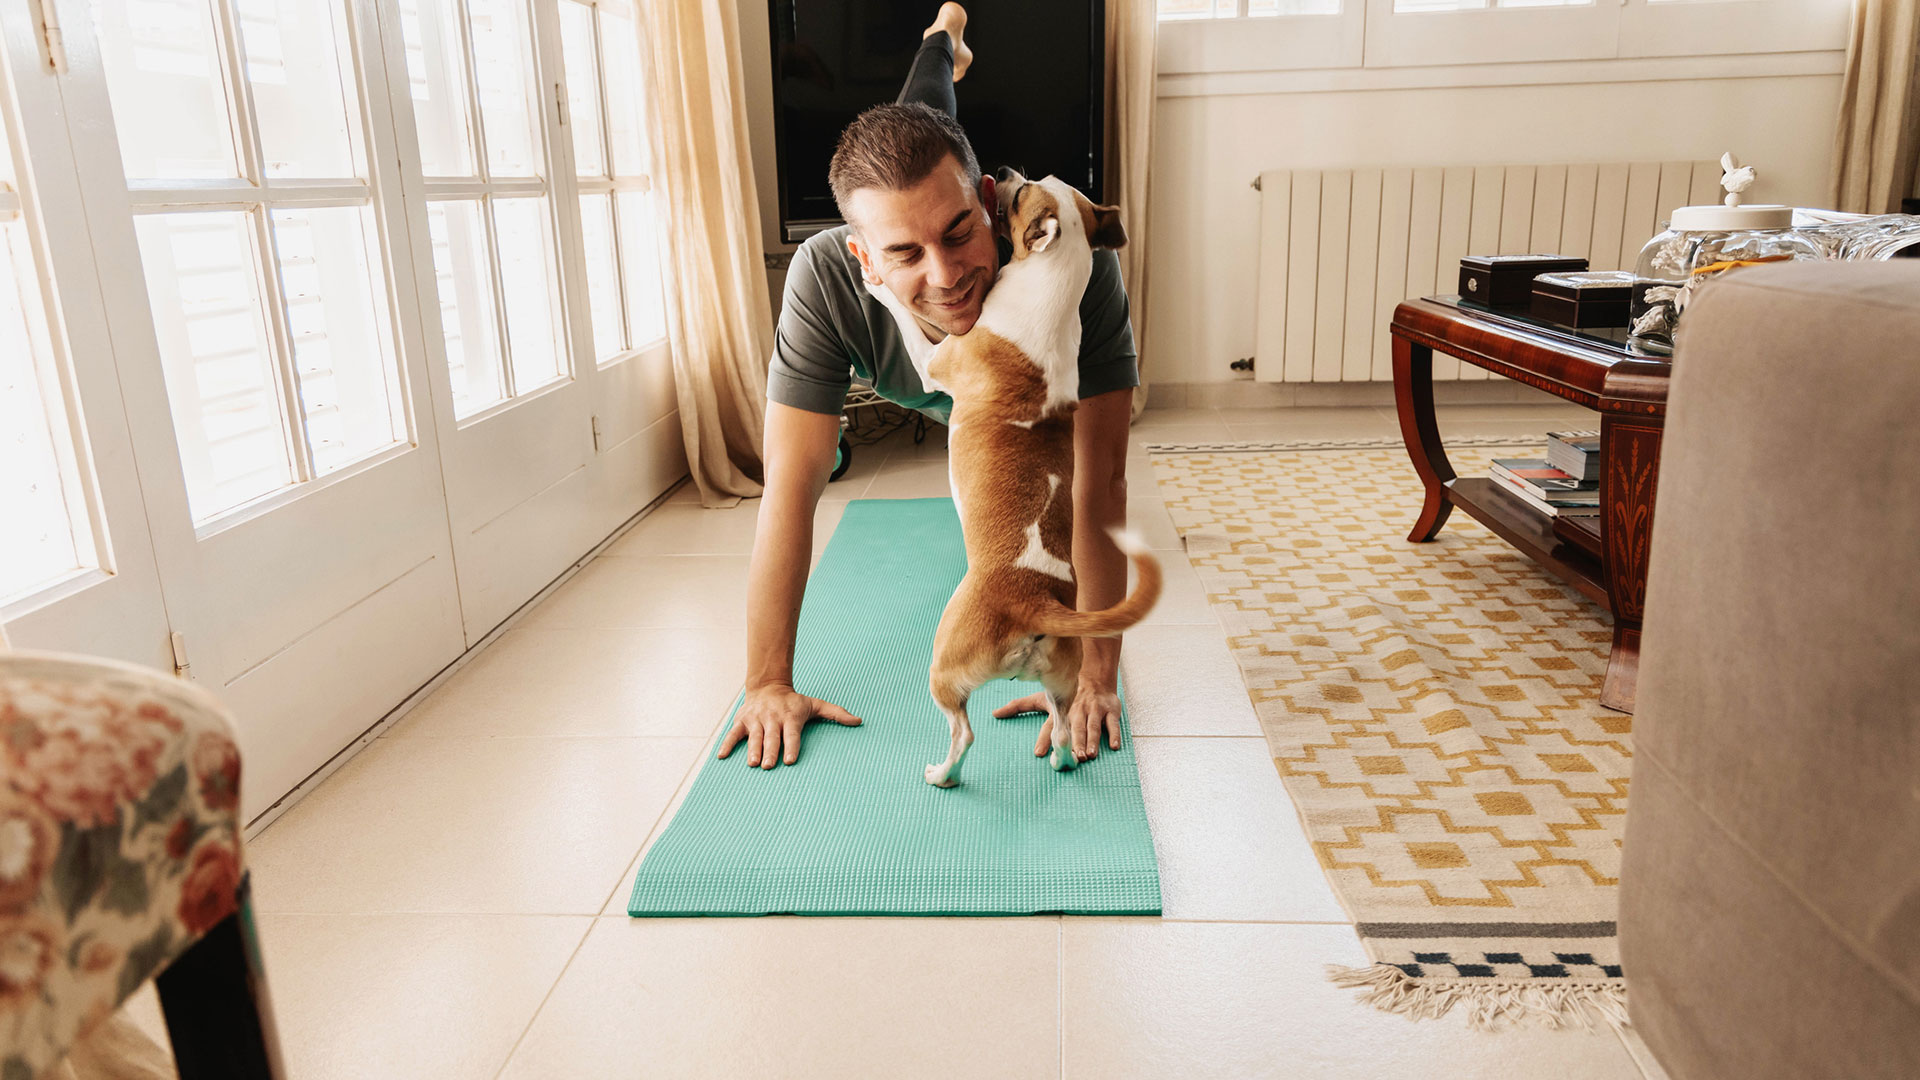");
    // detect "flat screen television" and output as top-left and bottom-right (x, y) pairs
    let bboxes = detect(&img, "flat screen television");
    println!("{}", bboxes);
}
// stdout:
(768, 0), (1106, 243)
